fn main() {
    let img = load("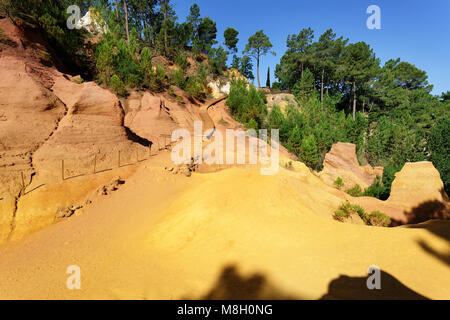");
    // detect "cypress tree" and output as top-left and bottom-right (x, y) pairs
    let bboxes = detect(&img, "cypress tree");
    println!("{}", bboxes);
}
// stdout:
(266, 67), (271, 87)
